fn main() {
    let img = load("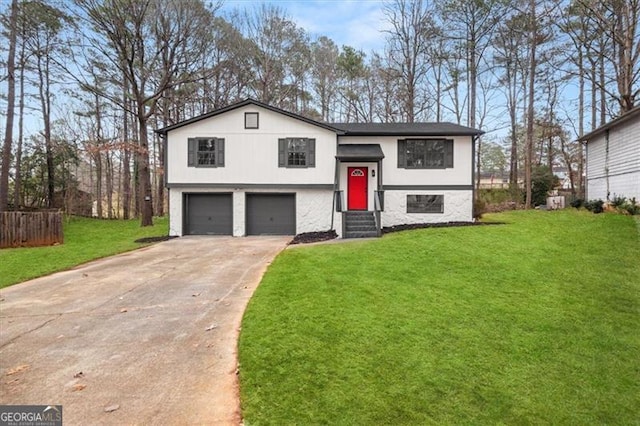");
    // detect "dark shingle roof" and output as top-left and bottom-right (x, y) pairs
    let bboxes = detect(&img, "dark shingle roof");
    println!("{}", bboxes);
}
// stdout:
(336, 144), (385, 161)
(156, 98), (343, 135)
(155, 98), (484, 137)
(331, 122), (484, 136)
